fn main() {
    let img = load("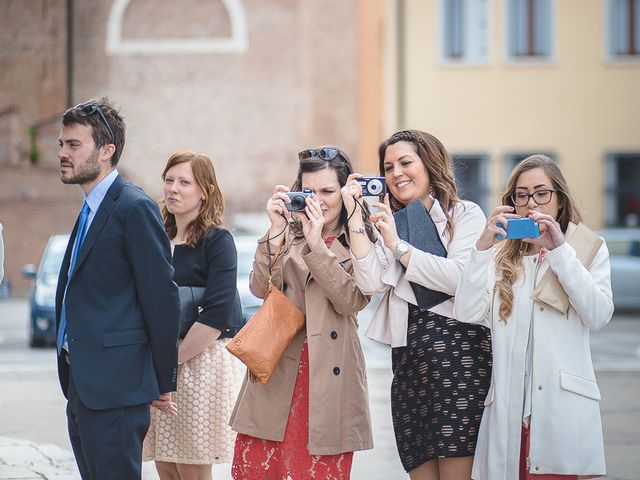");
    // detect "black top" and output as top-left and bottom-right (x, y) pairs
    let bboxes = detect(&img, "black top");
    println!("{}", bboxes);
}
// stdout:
(172, 227), (242, 334)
